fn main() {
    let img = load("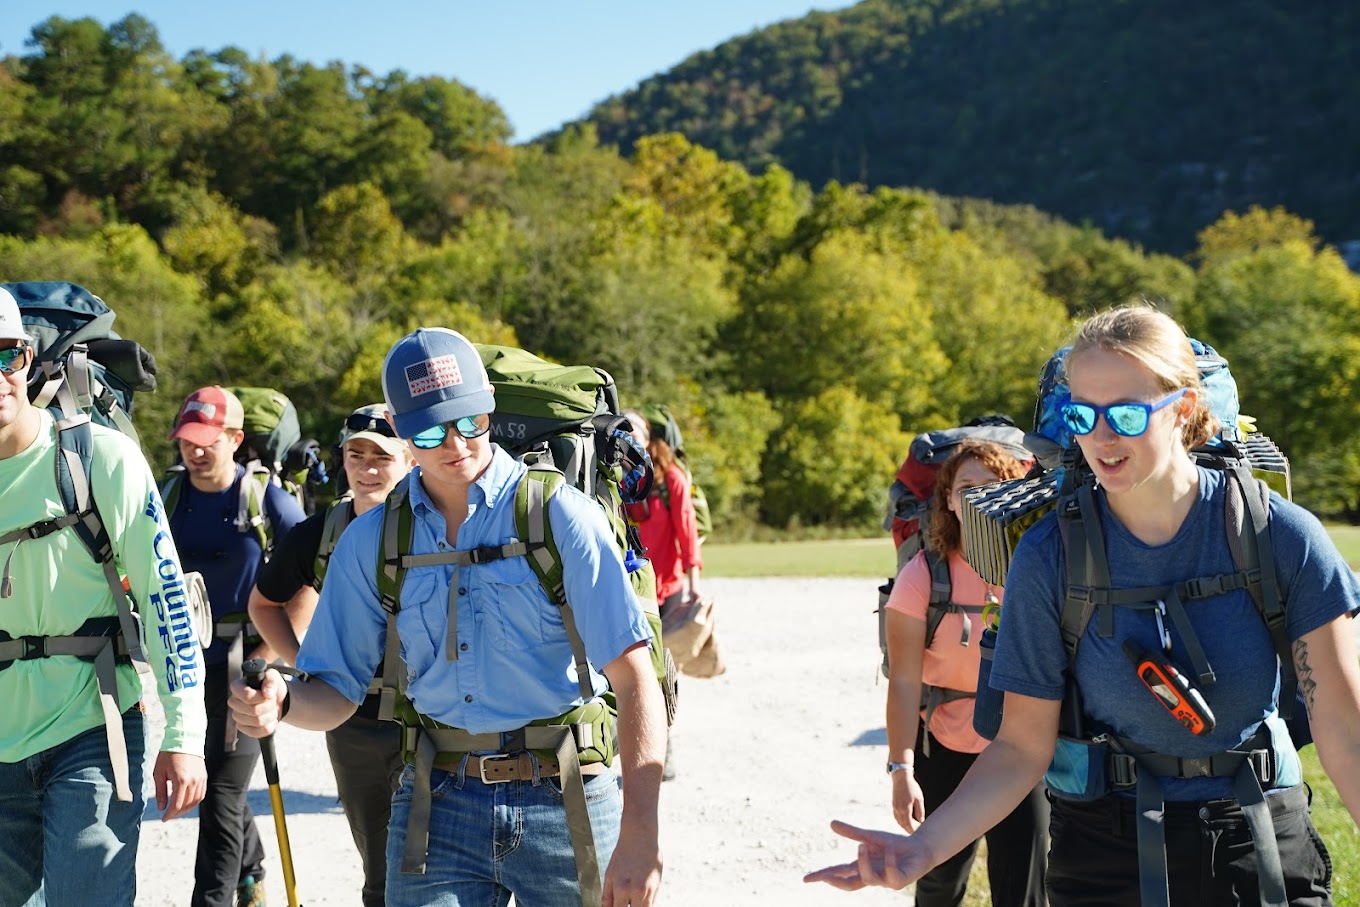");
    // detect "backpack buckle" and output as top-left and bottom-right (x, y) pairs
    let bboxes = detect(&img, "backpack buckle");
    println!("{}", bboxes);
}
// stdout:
(1109, 752), (1137, 788)
(467, 546), (505, 565)
(25, 519), (62, 540)
(19, 636), (47, 660)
